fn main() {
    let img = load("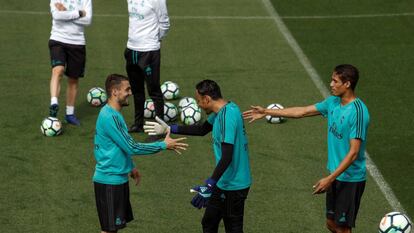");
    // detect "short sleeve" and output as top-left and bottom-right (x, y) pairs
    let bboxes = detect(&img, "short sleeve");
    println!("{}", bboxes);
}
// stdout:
(315, 96), (336, 117)
(349, 104), (368, 141)
(221, 108), (237, 145)
(207, 113), (216, 125)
